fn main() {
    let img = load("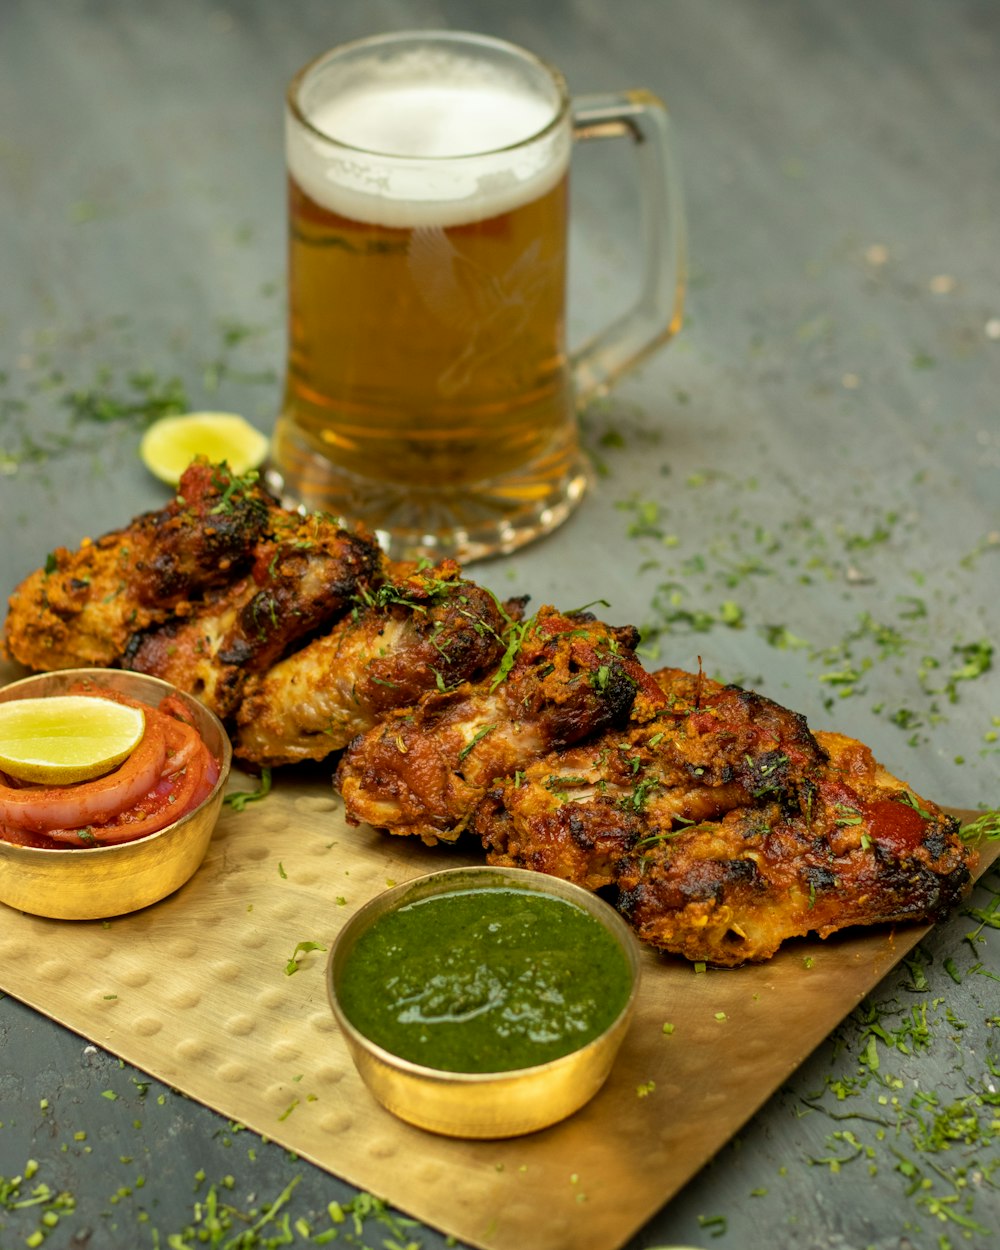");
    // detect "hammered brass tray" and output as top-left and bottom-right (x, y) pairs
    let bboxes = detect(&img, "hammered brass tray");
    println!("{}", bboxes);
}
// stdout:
(0, 761), (991, 1250)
